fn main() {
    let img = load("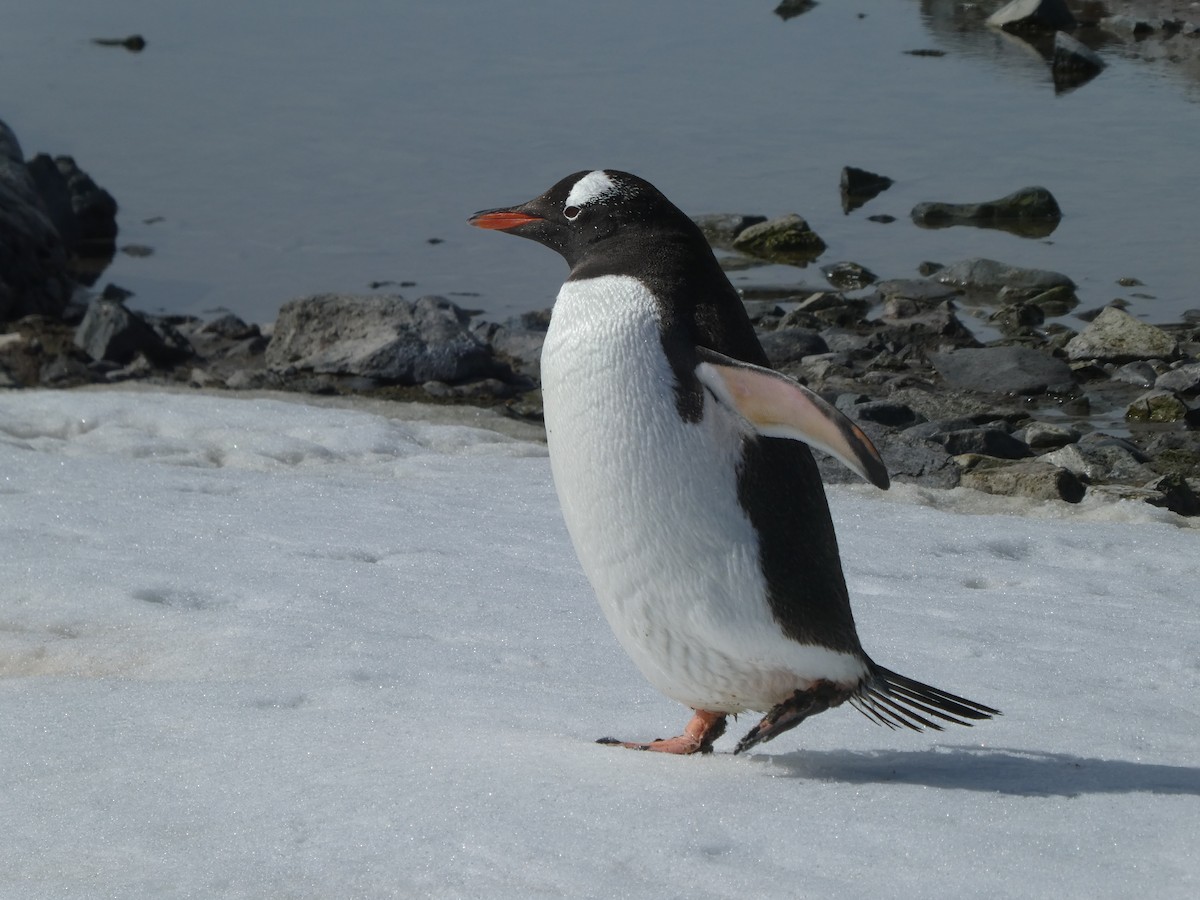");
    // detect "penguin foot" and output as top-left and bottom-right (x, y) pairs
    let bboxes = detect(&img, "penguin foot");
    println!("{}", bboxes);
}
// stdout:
(597, 709), (727, 755)
(734, 682), (843, 754)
